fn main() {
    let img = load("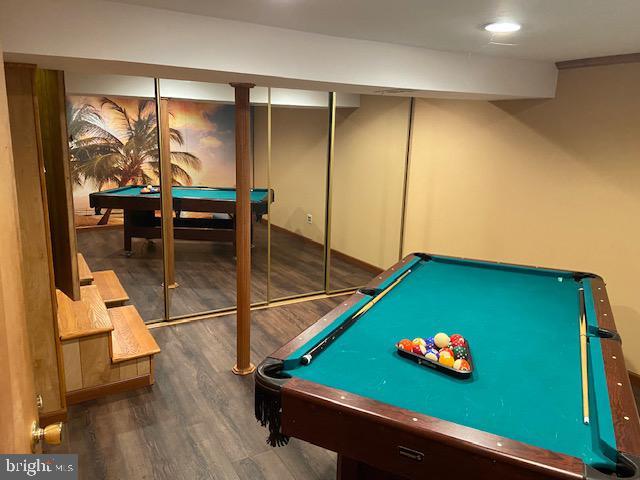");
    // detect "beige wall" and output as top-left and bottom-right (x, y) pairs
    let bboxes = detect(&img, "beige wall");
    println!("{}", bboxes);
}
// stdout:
(404, 63), (640, 372)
